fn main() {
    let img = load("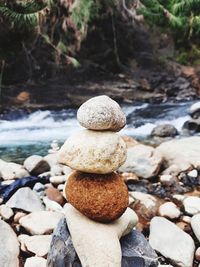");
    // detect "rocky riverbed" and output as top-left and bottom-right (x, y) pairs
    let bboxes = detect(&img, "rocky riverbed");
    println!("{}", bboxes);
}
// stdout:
(1, 135), (200, 266)
(1, 100), (200, 267)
